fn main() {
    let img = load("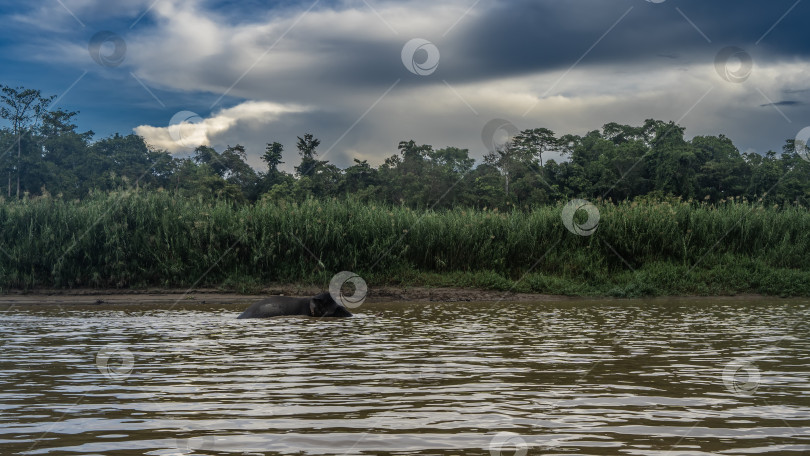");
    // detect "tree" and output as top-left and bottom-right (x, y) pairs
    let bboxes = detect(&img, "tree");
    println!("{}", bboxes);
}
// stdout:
(512, 128), (557, 167)
(645, 122), (698, 199)
(468, 162), (504, 208)
(0, 85), (55, 197)
(425, 147), (475, 207)
(692, 135), (749, 202)
(262, 142), (284, 175)
(395, 140), (434, 206)
(173, 158), (242, 200)
(744, 150), (782, 202)
(193, 146), (226, 176)
(294, 133), (323, 177)
(220, 144), (259, 200)
(259, 141), (289, 195)
(38, 109), (94, 197)
(341, 158), (378, 196)
(483, 141), (535, 198)
(191, 144), (258, 201)
(428, 146), (474, 175)
(775, 139), (810, 204)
